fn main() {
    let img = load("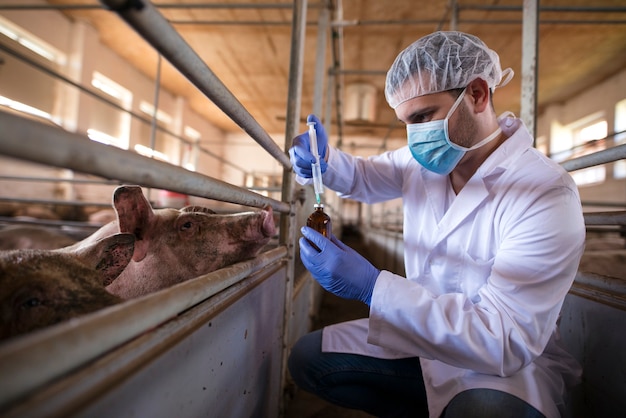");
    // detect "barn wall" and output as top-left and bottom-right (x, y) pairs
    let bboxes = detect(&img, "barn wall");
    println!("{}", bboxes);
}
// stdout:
(0, 4), (232, 207)
(536, 67), (626, 206)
